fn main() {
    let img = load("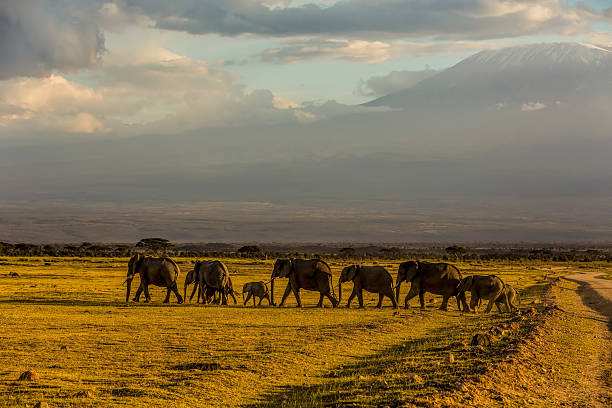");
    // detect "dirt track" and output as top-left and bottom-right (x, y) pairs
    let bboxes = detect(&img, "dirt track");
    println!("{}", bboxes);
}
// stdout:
(564, 271), (612, 318)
